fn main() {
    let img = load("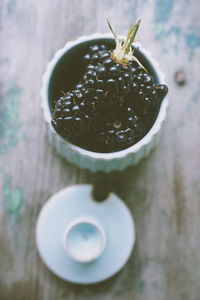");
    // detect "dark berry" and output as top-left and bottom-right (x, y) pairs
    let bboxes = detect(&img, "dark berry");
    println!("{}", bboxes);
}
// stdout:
(116, 131), (126, 142)
(127, 116), (137, 126)
(132, 82), (139, 92)
(75, 83), (84, 89)
(106, 78), (116, 90)
(143, 74), (154, 85)
(126, 135), (135, 145)
(140, 83), (145, 89)
(76, 92), (84, 101)
(95, 89), (104, 98)
(96, 66), (107, 79)
(83, 54), (90, 62)
(144, 85), (154, 93)
(54, 108), (62, 117)
(95, 79), (104, 88)
(72, 105), (81, 116)
(109, 65), (120, 77)
(63, 100), (72, 108)
(85, 79), (95, 88)
(149, 89), (157, 98)
(103, 58), (113, 68)
(90, 45), (100, 52)
(156, 84), (168, 97)
(87, 64), (95, 70)
(129, 66), (137, 74)
(121, 85), (130, 95)
(91, 53), (100, 64)
(123, 72), (130, 83)
(100, 45), (107, 50)
(136, 74), (143, 83)
(118, 77), (125, 88)
(100, 51), (110, 60)
(122, 66), (129, 72)
(85, 69), (94, 78)
(138, 90), (145, 100)
(56, 99), (63, 108)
